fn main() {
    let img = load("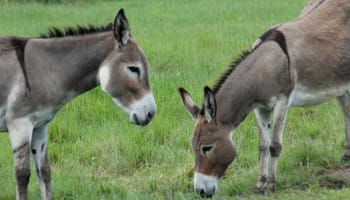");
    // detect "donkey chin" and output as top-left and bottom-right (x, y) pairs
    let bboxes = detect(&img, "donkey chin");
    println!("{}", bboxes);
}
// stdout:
(194, 172), (219, 198)
(113, 92), (156, 126)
